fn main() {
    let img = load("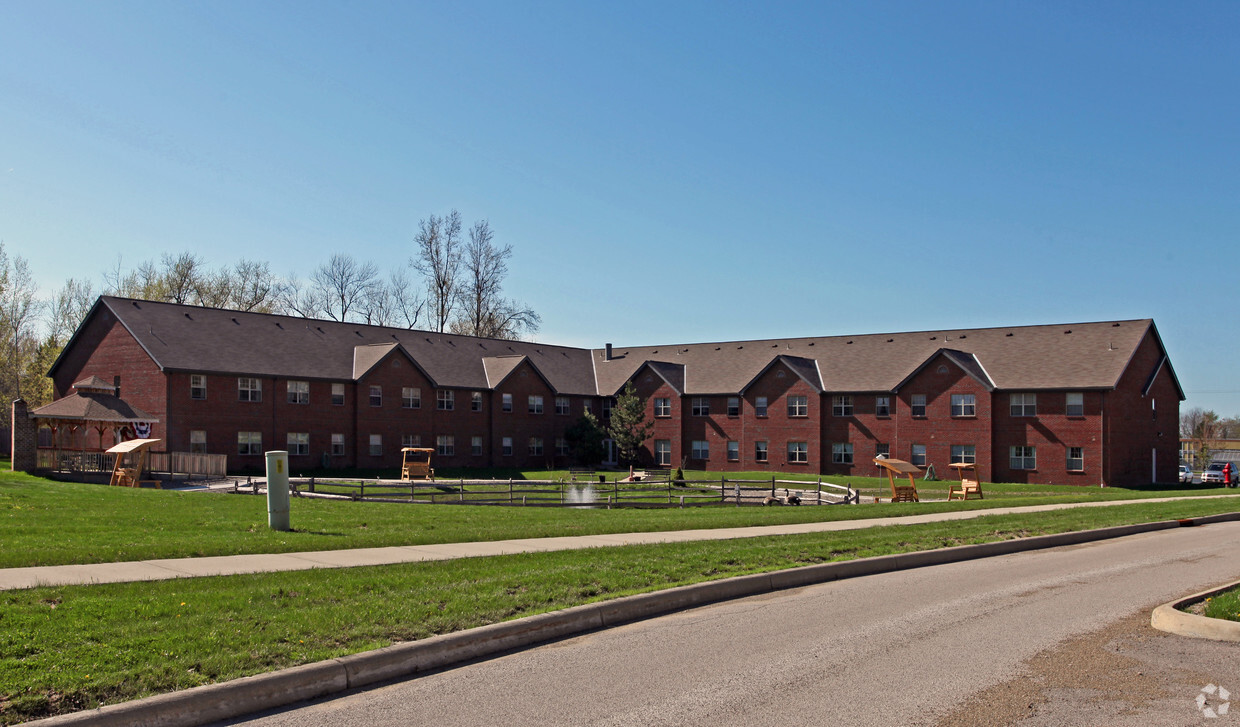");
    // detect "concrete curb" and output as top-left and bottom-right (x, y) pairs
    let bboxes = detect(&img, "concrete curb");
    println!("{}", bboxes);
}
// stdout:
(1151, 577), (1240, 643)
(27, 512), (1240, 726)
